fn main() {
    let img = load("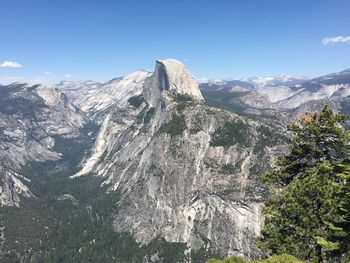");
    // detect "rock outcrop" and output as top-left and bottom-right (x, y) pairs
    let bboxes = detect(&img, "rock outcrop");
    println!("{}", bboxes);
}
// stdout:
(74, 59), (283, 258)
(154, 59), (204, 100)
